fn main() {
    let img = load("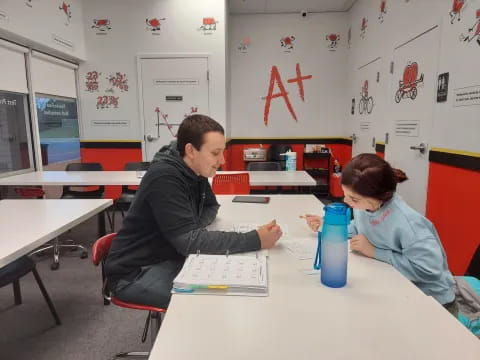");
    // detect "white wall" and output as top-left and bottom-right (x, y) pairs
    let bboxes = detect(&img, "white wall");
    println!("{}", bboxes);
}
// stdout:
(79, 0), (227, 141)
(0, 0), (86, 61)
(347, 0), (480, 153)
(229, 13), (348, 137)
